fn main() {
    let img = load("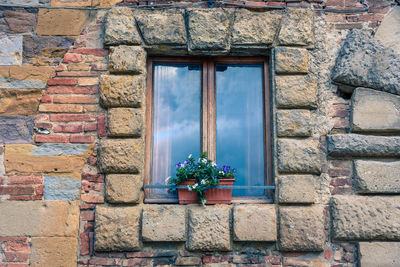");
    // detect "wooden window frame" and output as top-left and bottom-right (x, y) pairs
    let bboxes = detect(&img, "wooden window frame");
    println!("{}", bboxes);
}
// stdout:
(144, 57), (273, 204)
